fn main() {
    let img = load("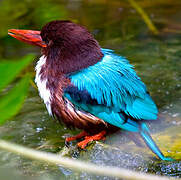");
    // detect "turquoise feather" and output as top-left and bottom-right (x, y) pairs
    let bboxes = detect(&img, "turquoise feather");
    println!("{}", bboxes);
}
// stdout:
(69, 48), (158, 122)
